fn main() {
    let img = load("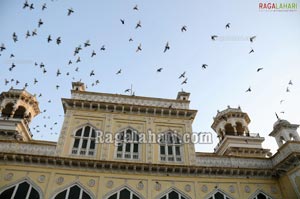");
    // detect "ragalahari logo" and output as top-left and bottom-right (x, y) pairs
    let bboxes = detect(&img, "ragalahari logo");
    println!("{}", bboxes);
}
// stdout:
(259, 2), (298, 12)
